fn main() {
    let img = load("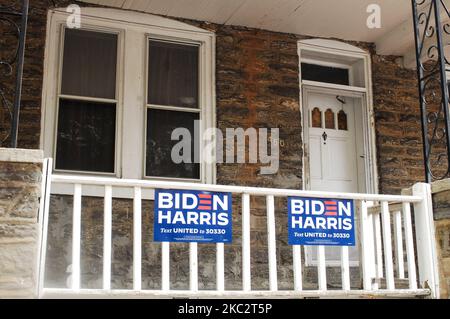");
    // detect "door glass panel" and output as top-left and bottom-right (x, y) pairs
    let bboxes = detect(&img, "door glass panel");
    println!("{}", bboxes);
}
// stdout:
(338, 110), (348, 131)
(311, 107), (322, 128)
(325, 109), (335, 129)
